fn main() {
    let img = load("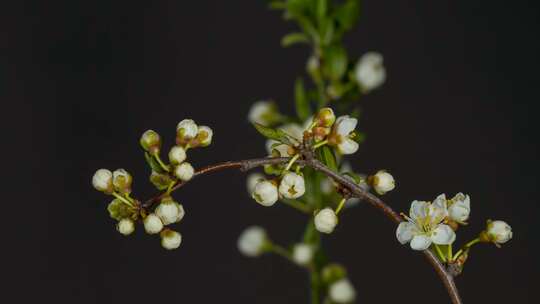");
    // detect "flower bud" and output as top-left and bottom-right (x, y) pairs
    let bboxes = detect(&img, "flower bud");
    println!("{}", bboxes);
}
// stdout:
(314, 107), (336, 128)
(329, 278), (356, 303)
(322, 263), (347, 285)
(155, 197), (185, 225)
(196, 126), (213, 147)
(246, 173), (265, 194)
(252, 180), (279, 207)
(314, 208), (338, 234)
(248, 100), (279, 126)
(292, 243), (314, 266)
(484, 220), (513, 245)
(278, 172), (306, 199)
(92, 169), (113, 193)
(149, 171), (174, 191)
(174, 162), (194, 181)
(354, 52), (386, 92)
(140, 130), (161, 155)
(176, 119), (198, 144)
(237, 226), (267, 257)
(160, 229), (182, 250)
(143, 213), (163, 234)
(112, 169), (132, 194)
(448, 193), (471, 223)
(168, 146), (187, 165)
(116, 218), (135, 236)
(369, 170), (395, 195)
